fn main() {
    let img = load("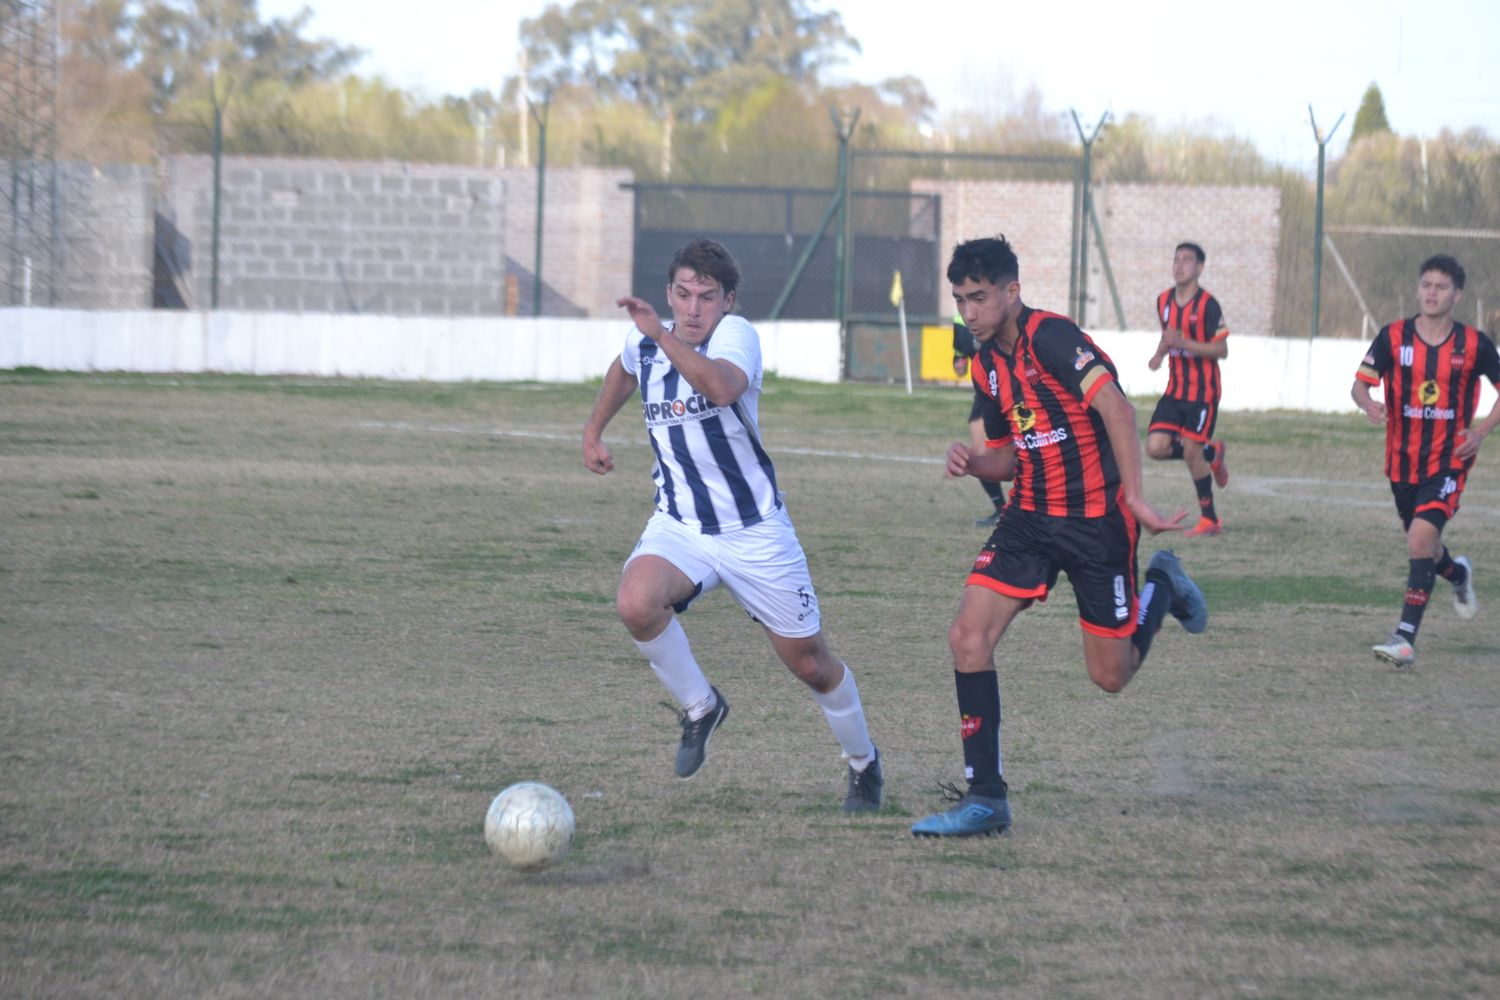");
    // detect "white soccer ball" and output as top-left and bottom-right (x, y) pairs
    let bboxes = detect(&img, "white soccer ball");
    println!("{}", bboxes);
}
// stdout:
(484, 782), (575, 871)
